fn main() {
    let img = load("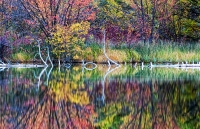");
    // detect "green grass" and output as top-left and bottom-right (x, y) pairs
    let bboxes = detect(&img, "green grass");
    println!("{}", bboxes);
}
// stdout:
(86, 41), (200, 63)
(82, 43), (140, 63)
(11, 52), (33, 62)
(11, 44), (37, 62)
(9, 41), (200, 63)
(134, 41), (200, 63)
